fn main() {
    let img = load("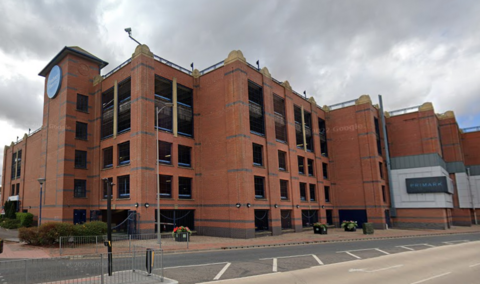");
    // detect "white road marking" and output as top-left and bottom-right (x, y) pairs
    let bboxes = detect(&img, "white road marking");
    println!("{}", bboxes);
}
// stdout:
(397, 246), (415, 251)
(349, 264), (403, 273)
(338, 248), (380, 252)
(312, 255), (324, 265)
(345, 251), (361, 259)
(272, 258), (277, 272)
(213, 262), (231, 280)
(469, 263), (480, 268)
(165, 262), (228, 269)
(443, 240), (469, 245)
(260, 254), (315, 260)
(198, 272), (281, 283)
(410, 272), (451, 284)
(375, 248), (390, 255)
